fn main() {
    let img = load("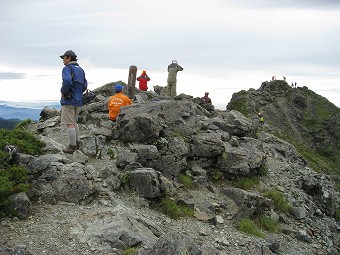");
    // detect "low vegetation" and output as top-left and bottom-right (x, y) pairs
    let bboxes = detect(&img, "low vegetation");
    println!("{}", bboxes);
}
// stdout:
(257, 165), (268, 176)
(253, 215), (279, 233)
(262, 189), (291, 214)
(233, 176), (260, 190)
(0, 119), (45, 217)
(237, 218), (265, 238)
(123, 246), (140, 255)
(229, 96), (249, 117)
(121, 172), (131, 184)
(158, 196), (194, 220)
(238, 214), (279, 238)
(209, 170), (224, 182)
(232, 165), (268, 190)
(107, 147), (116, 159)
(179, 173), (195, 189)
(335, 210), (340, 222)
